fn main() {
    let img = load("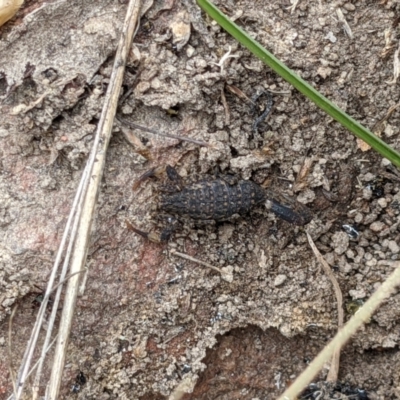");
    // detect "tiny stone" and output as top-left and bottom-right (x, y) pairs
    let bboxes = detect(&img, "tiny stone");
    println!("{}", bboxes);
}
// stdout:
(195, 58), (208, 69)
(349, 289), (366, 299)
(324, 252), (336, 266)
(363, 173), (375, 182)
(356, 246), (365, 258)
(369, 221), (386, 232)
(331, 231), (349, 255)
(375, 251), (386, 259)
(2, 297), (15, 307)
(346, 249), (355, 259)
(362, 188), (372, 200)
(354, 213), (363, 223)
(340, 263), (353, 274)
(274, 274), (287, 287)
(364, 252), (372, 261)
(388, 240), (400, 254)
(381, 158), (391, 167)
(343, 3), (356, 11)
(325, 32), (337, 43)
(186, 45), (195, 58)
(151, 78), (161, 89)
(366, 258), (377, 267)
(377, 198), (387, 208)
(363, 213), (377, 225)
